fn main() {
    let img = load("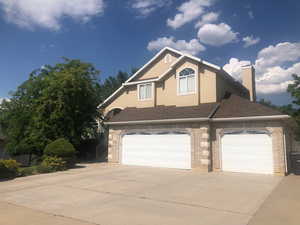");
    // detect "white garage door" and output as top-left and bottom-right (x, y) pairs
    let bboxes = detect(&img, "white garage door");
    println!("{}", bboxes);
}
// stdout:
(122, 132), (191, 169)
(221, 131), (274, 174)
